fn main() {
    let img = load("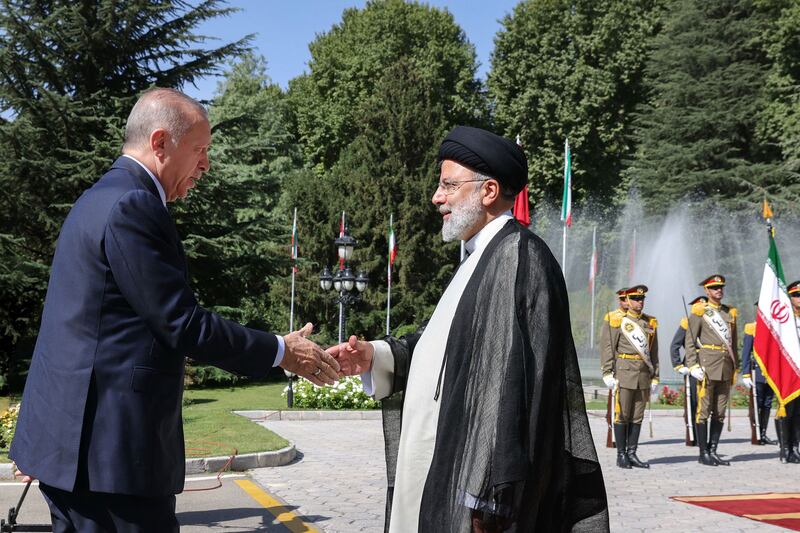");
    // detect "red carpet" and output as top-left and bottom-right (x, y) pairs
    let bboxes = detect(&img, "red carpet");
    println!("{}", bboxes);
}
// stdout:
(672, 493), (800, 531)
